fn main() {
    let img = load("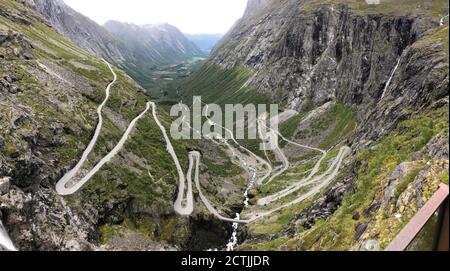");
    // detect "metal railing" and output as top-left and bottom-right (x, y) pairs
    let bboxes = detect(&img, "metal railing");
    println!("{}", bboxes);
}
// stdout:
(386, 183), (449, 251)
